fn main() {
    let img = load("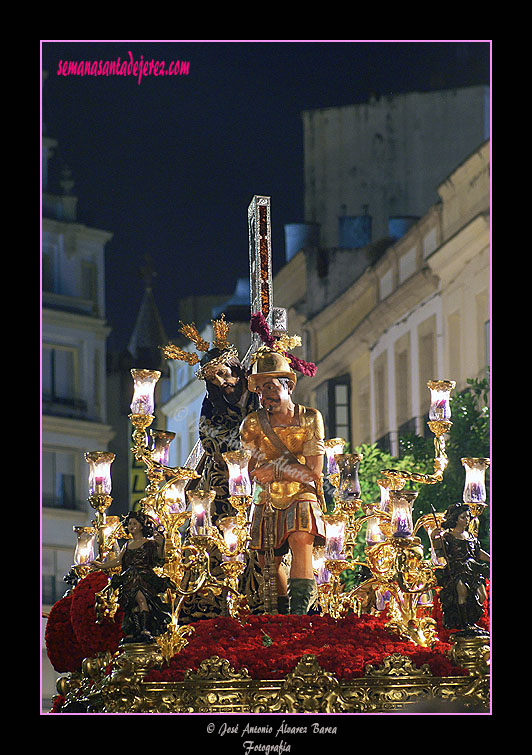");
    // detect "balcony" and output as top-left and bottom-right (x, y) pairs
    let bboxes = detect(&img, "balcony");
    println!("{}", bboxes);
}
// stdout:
(42, 494), (87, 513)
(42, 392), (89, 420)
